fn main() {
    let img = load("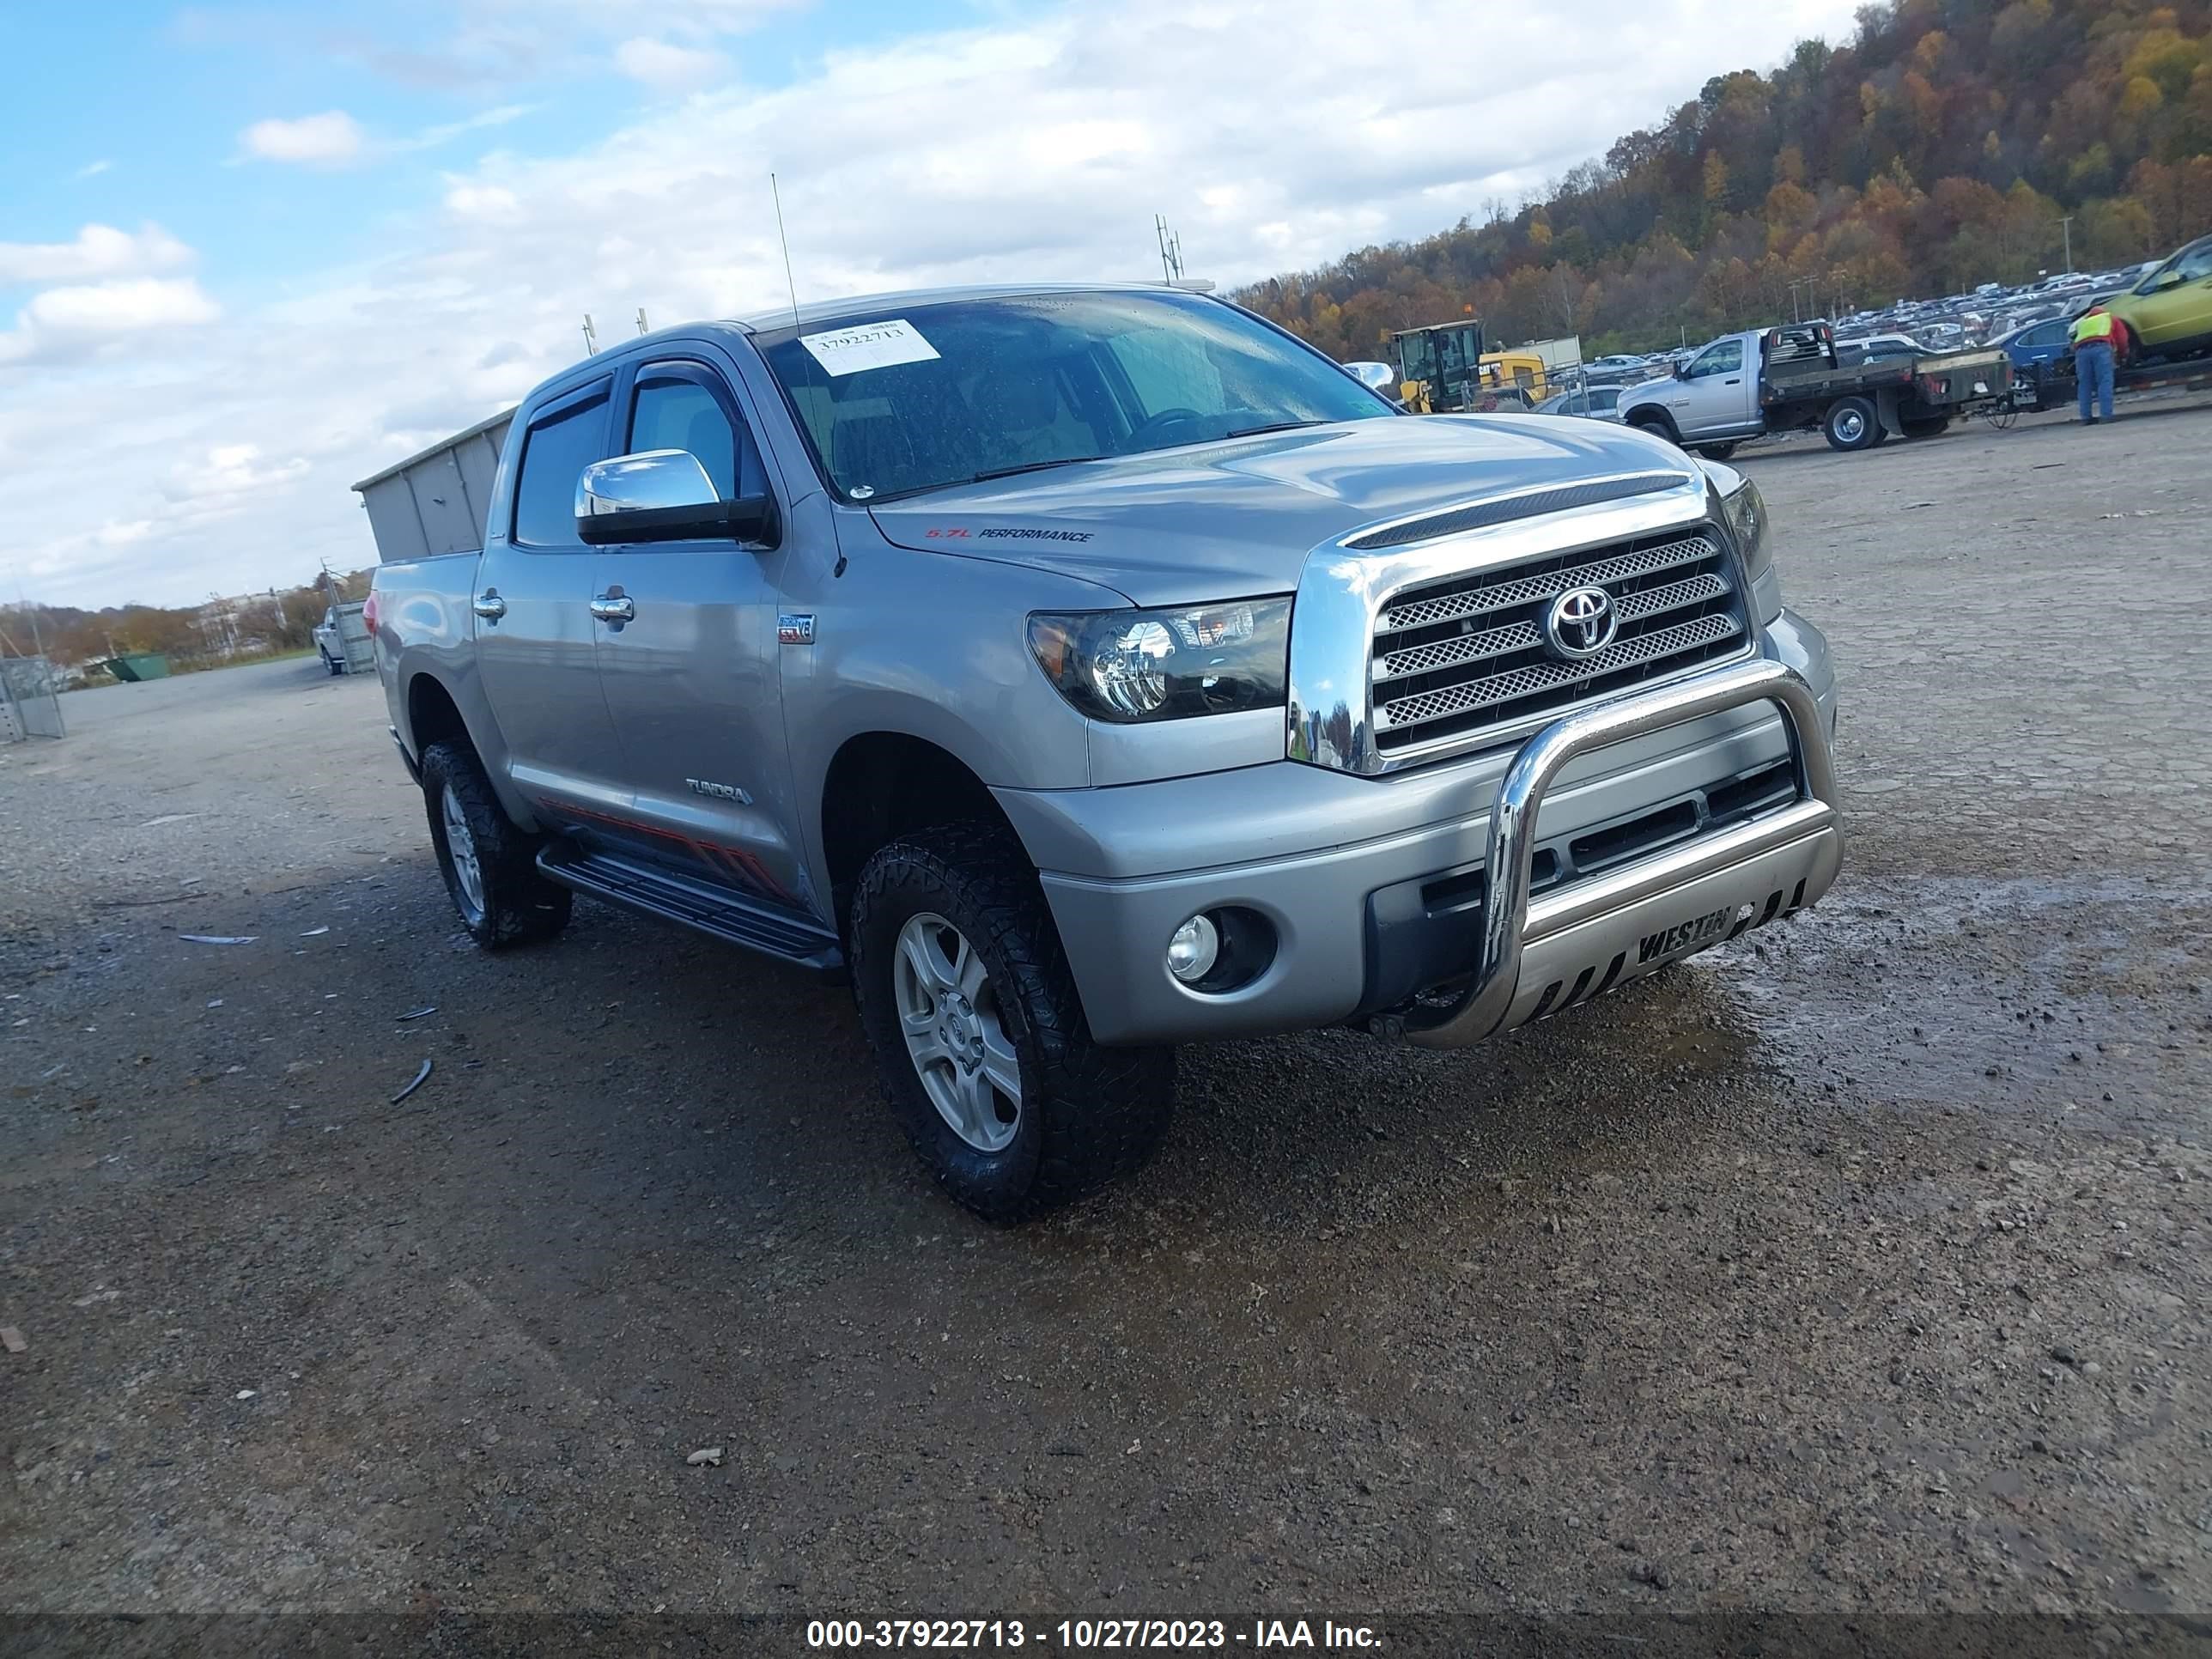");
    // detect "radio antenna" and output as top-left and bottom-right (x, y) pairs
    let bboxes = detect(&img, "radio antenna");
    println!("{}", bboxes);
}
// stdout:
(770, 172), (801, 331)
